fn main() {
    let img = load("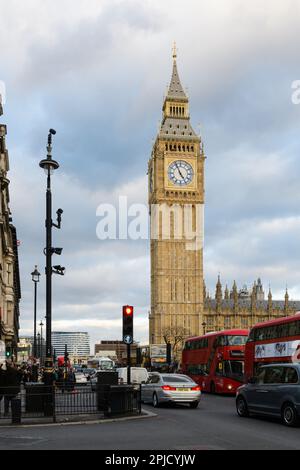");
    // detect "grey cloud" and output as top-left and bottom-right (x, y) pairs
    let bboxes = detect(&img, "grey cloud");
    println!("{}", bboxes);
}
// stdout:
(1, 0), (300, 343)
